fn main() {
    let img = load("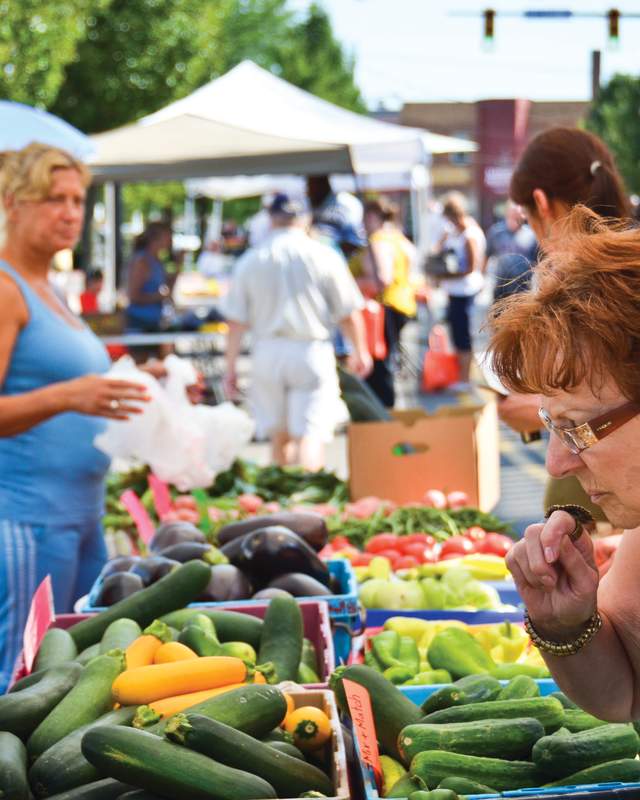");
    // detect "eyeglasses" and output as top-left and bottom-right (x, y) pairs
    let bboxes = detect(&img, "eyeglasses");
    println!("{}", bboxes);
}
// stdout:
(538, 401), (640, 454)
